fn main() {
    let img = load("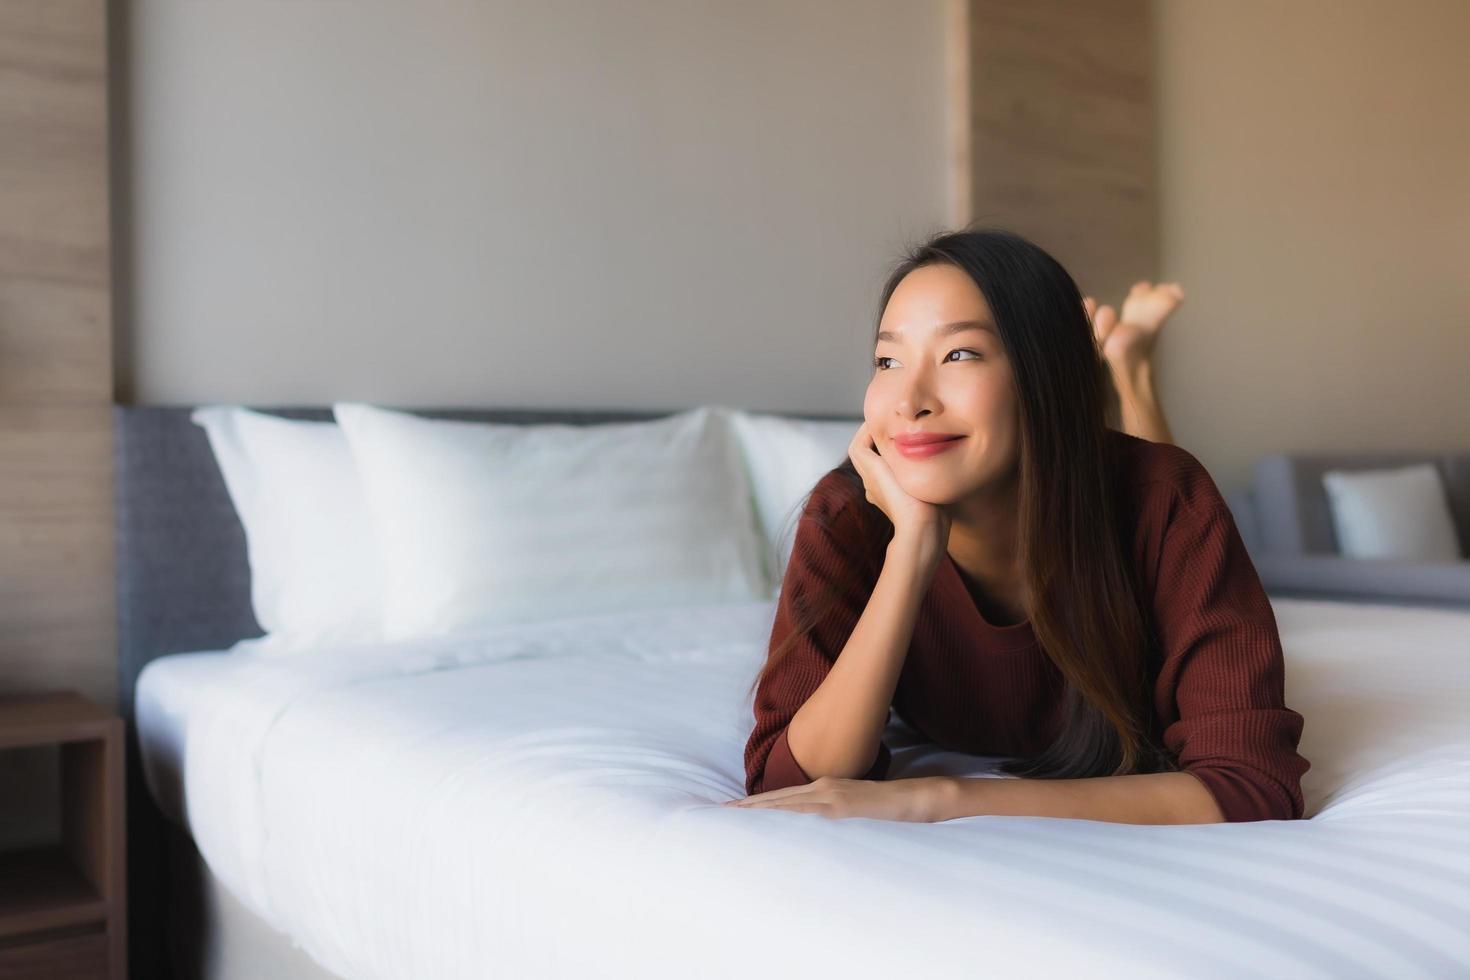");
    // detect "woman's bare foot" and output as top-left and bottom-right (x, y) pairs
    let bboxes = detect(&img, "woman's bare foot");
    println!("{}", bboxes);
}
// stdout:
(1082, 281), (1184, 444)
(1098, 280), (1184, 376)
